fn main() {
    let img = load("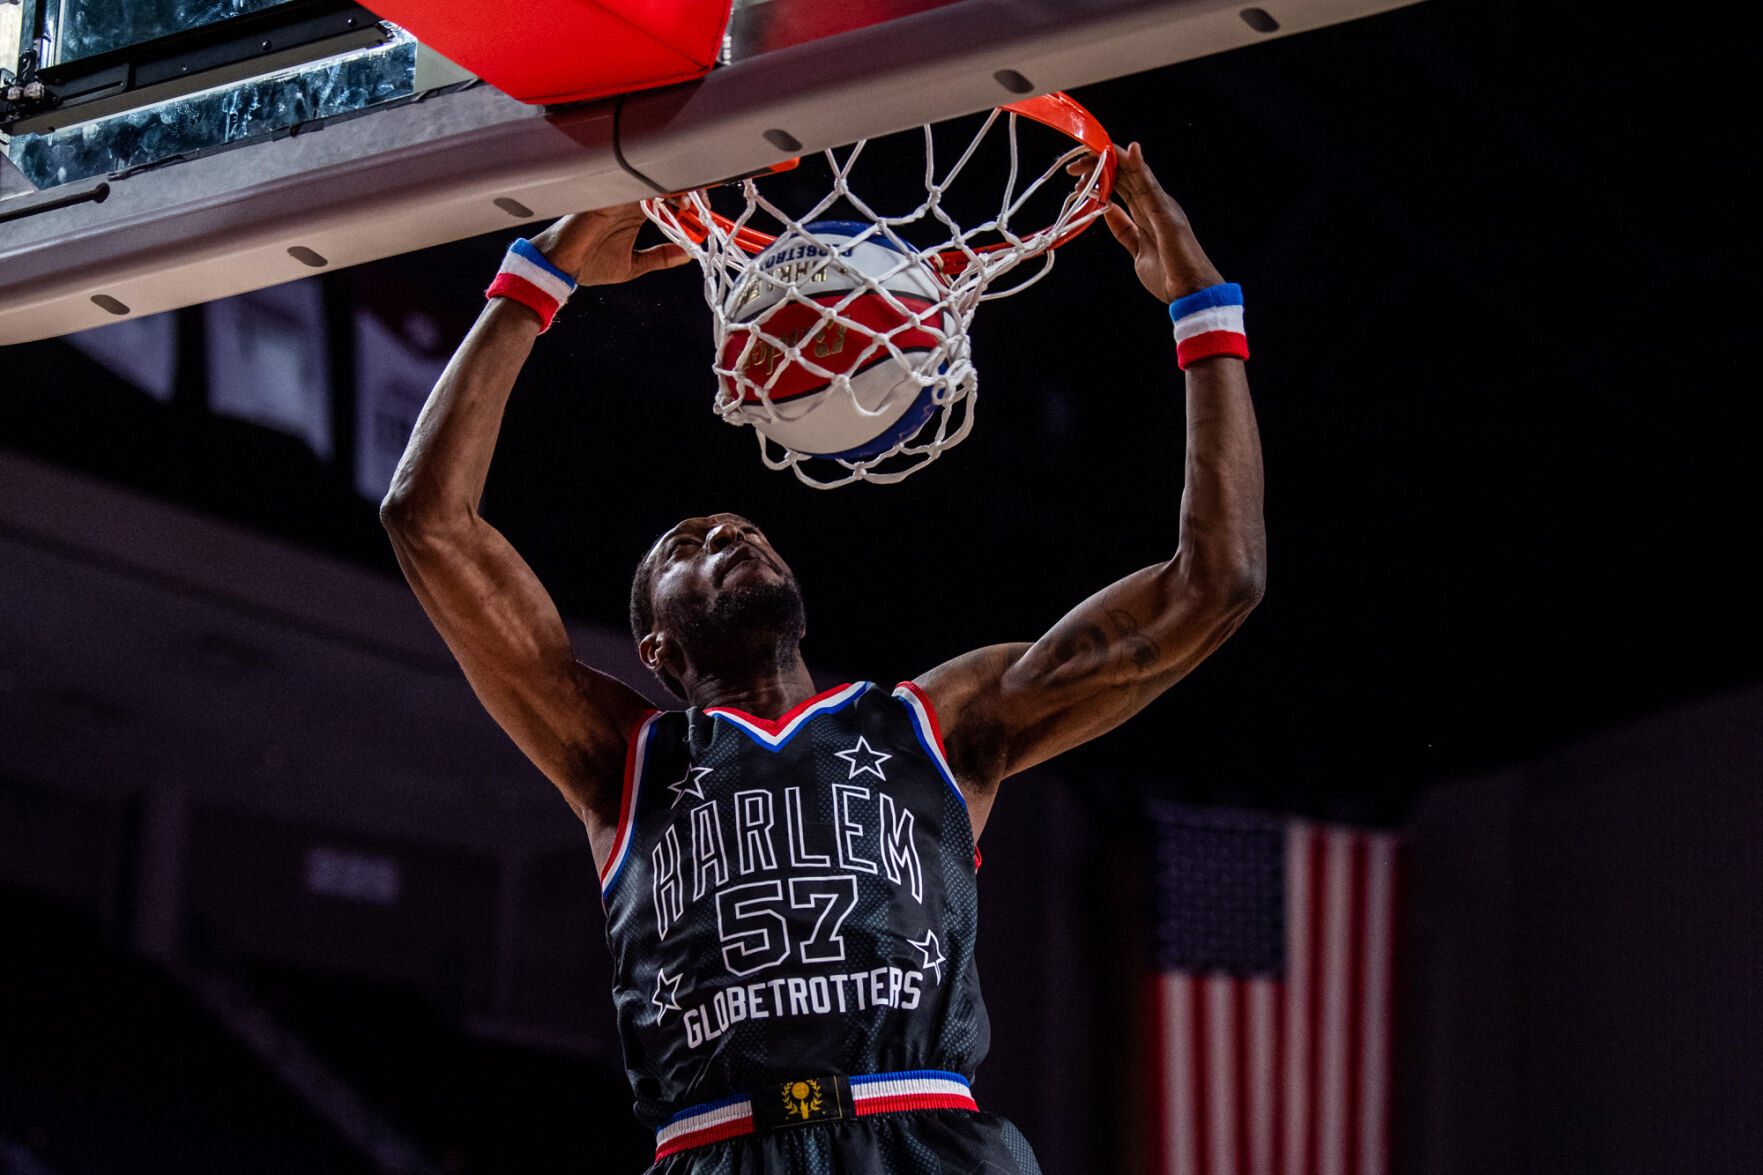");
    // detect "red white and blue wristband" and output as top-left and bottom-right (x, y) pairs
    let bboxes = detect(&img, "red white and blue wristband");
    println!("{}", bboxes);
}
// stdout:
(653, 1069), (977, 1160)
(485, 237), (577, 332)
(1169, 281), (1249, 369)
